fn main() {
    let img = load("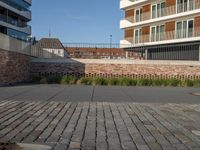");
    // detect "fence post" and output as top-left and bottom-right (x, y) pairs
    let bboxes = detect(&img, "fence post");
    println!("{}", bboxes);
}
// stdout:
(199, 44), (200, 61)
(125, 51), (128, 59)
(145, 49), (148, 60)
